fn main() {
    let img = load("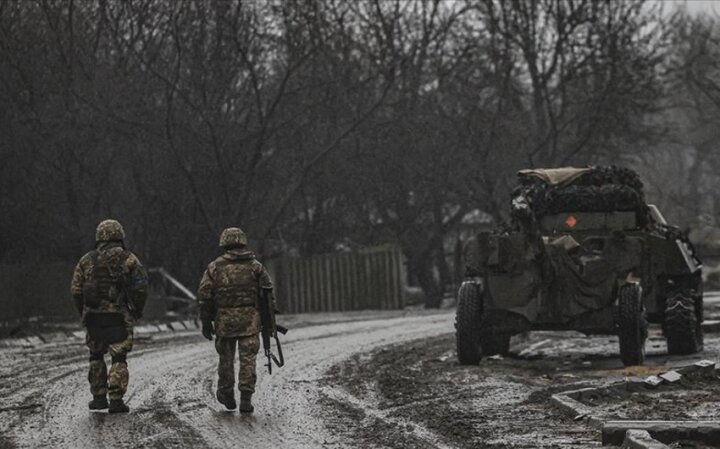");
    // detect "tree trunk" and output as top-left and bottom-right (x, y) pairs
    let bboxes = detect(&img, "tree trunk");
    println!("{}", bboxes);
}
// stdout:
(410, 256), (443, 309)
